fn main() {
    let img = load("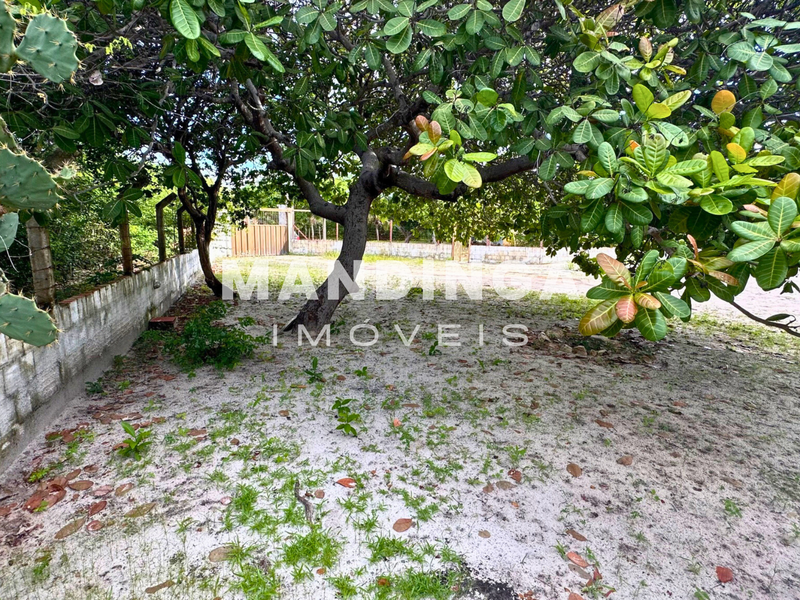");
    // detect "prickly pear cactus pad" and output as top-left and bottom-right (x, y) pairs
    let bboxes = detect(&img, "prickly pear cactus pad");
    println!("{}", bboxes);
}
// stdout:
(0, 211), (18, 251)
(0, 2), (15, 72)
(0, 293), (57, 346)
(0, 148), (59, 210)
(15, 13), (78, 83)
